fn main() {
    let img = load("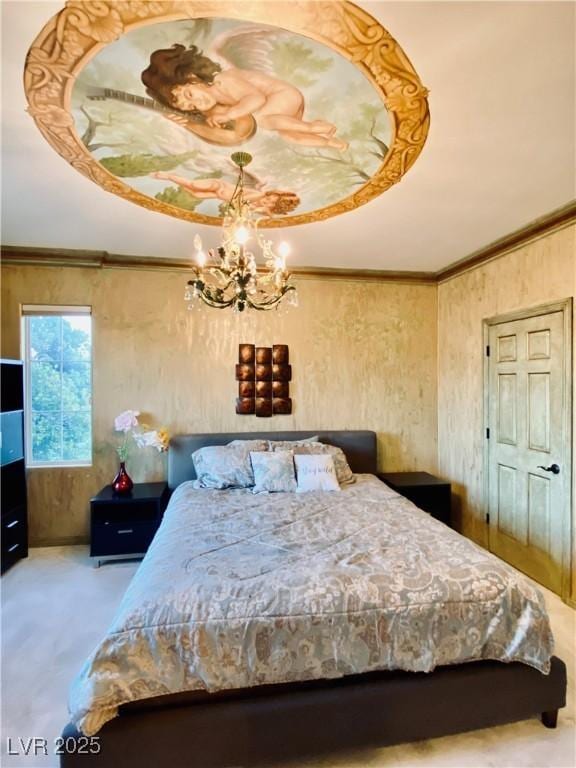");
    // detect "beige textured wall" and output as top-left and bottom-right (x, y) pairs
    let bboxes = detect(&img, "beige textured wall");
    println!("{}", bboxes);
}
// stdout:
(1, 265), (438, 545)
(437, 224), (576, 600)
